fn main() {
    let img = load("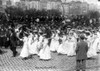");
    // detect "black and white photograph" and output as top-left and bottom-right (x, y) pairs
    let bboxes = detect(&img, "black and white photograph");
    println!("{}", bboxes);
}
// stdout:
(0, 0), (100, 71)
